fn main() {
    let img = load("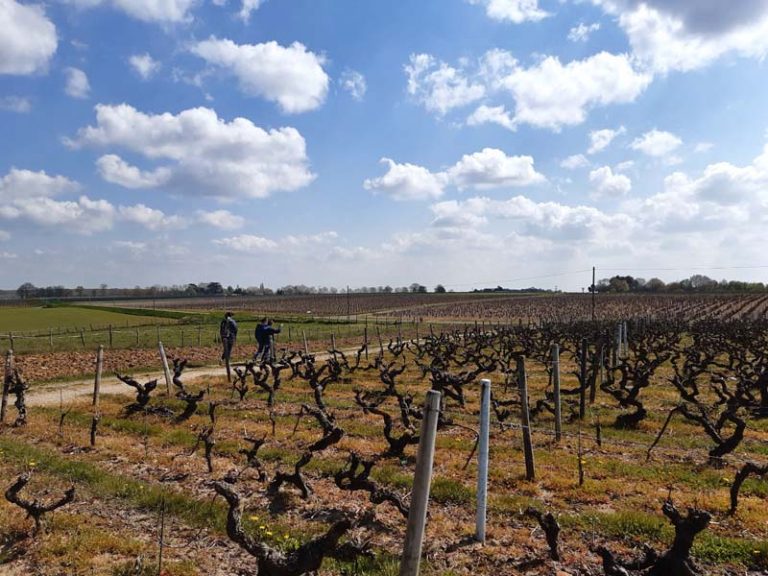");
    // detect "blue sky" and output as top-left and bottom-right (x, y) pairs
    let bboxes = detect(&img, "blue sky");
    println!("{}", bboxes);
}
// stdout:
(2, 0), (768, 291)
